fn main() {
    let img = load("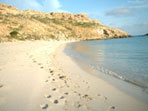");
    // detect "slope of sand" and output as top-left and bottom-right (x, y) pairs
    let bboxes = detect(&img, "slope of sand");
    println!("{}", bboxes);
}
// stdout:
(0, 40), (148, 111)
